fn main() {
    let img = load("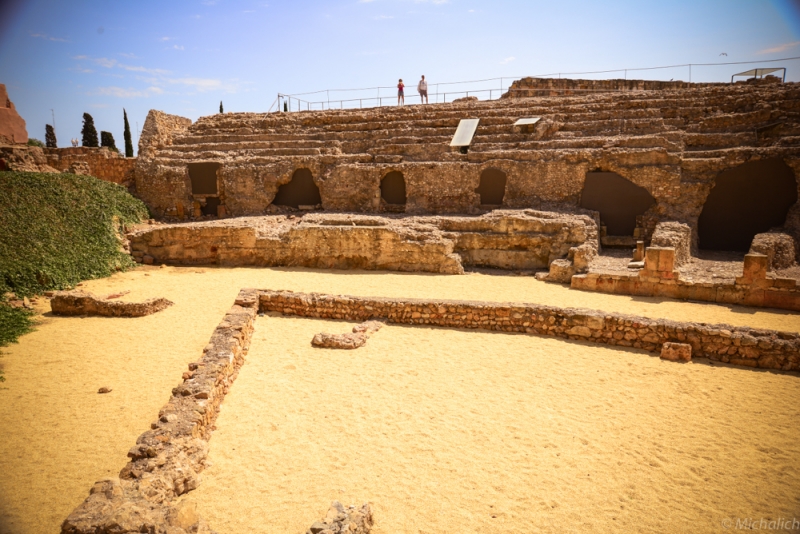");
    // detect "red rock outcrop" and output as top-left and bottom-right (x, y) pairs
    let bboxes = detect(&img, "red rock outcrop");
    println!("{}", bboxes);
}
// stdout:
(0, 84), (27, 145)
